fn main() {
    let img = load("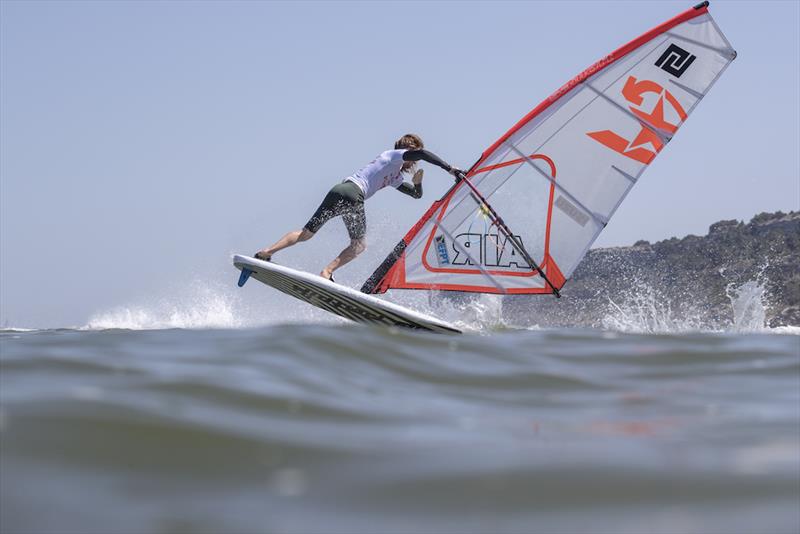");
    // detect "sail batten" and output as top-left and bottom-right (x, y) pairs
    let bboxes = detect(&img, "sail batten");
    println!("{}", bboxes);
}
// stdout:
(361, 2), (736, 296)
(503, 142), (606, 226)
